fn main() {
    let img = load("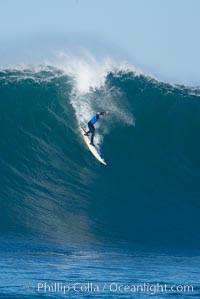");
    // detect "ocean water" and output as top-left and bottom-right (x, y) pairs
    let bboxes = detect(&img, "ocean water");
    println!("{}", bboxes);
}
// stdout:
(0, 61), (200, 298)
